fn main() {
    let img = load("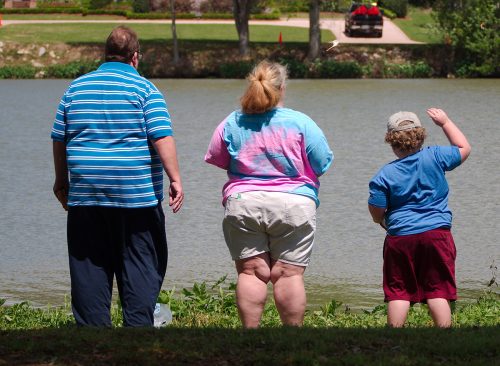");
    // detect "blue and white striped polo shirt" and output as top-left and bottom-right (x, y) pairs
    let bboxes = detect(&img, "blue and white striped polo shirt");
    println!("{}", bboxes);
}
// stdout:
(51, 62), (173, 208)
